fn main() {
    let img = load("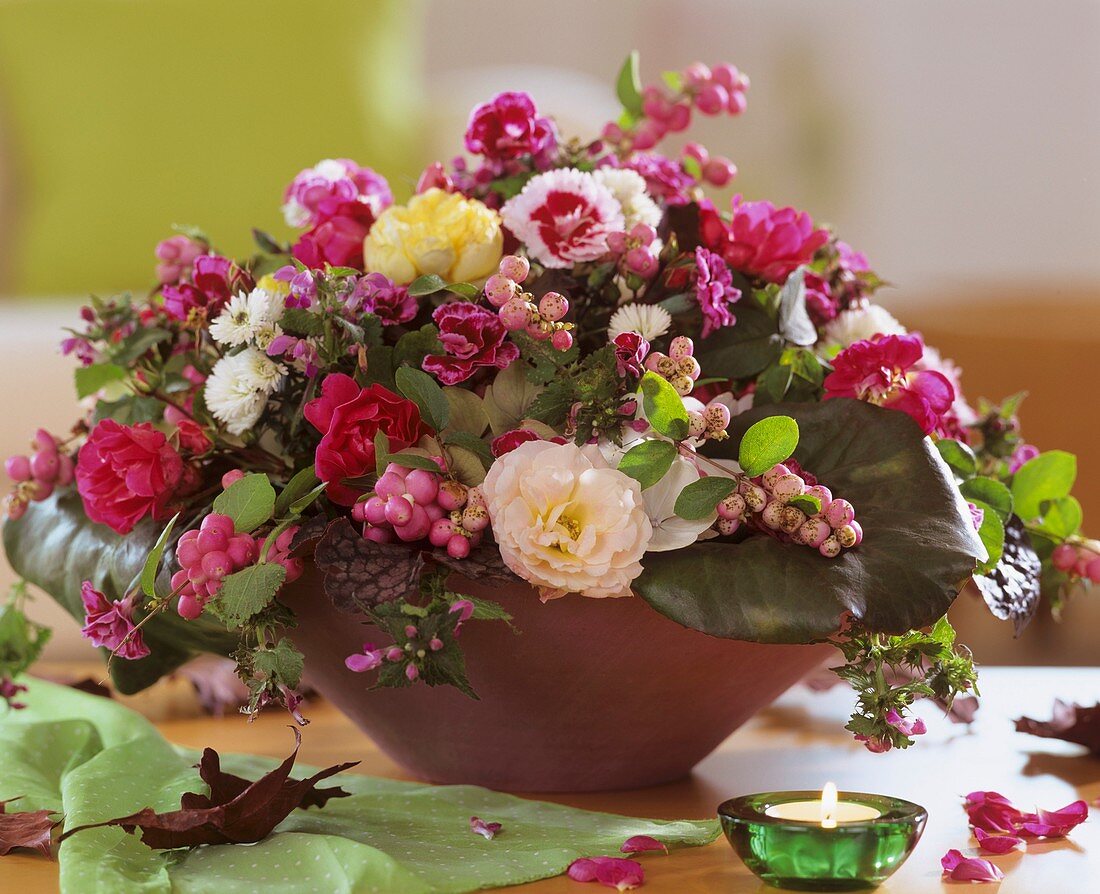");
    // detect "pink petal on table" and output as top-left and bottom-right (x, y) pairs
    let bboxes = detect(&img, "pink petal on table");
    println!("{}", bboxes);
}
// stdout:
(620, 835), (667, 855)
(469, 816), (503, 840)
(974, 828), (1024, 854)
(1017, 799), (1088, 838)
(568, 856), (645, 890)
(941, 849), (1005, 883)
(964, 791), (1026, 833)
